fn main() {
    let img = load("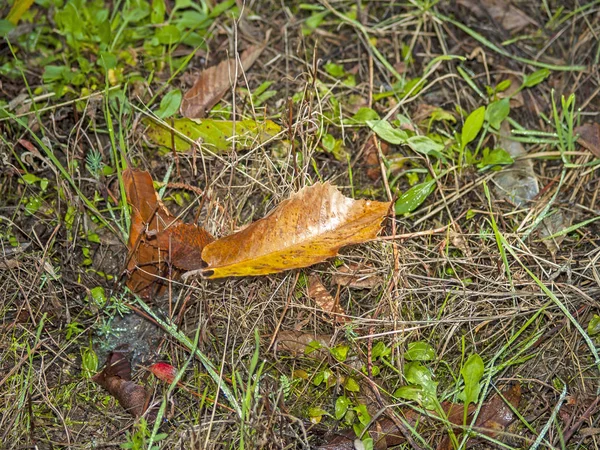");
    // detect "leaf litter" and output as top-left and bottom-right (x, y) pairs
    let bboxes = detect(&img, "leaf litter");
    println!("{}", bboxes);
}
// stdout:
(307, 274), (350, 324)
(123, 168), (213, 297)
(92, 352), (151, 418)
(181, 44), (265, 118)
(186, 182), (391, 279)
